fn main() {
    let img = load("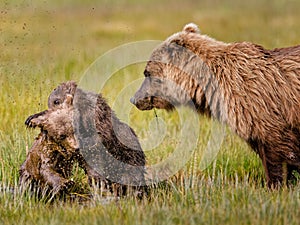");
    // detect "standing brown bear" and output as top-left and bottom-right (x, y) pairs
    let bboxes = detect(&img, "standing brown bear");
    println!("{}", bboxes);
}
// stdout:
(131, 23), (300, 188)
(23, 81), (146, 197)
